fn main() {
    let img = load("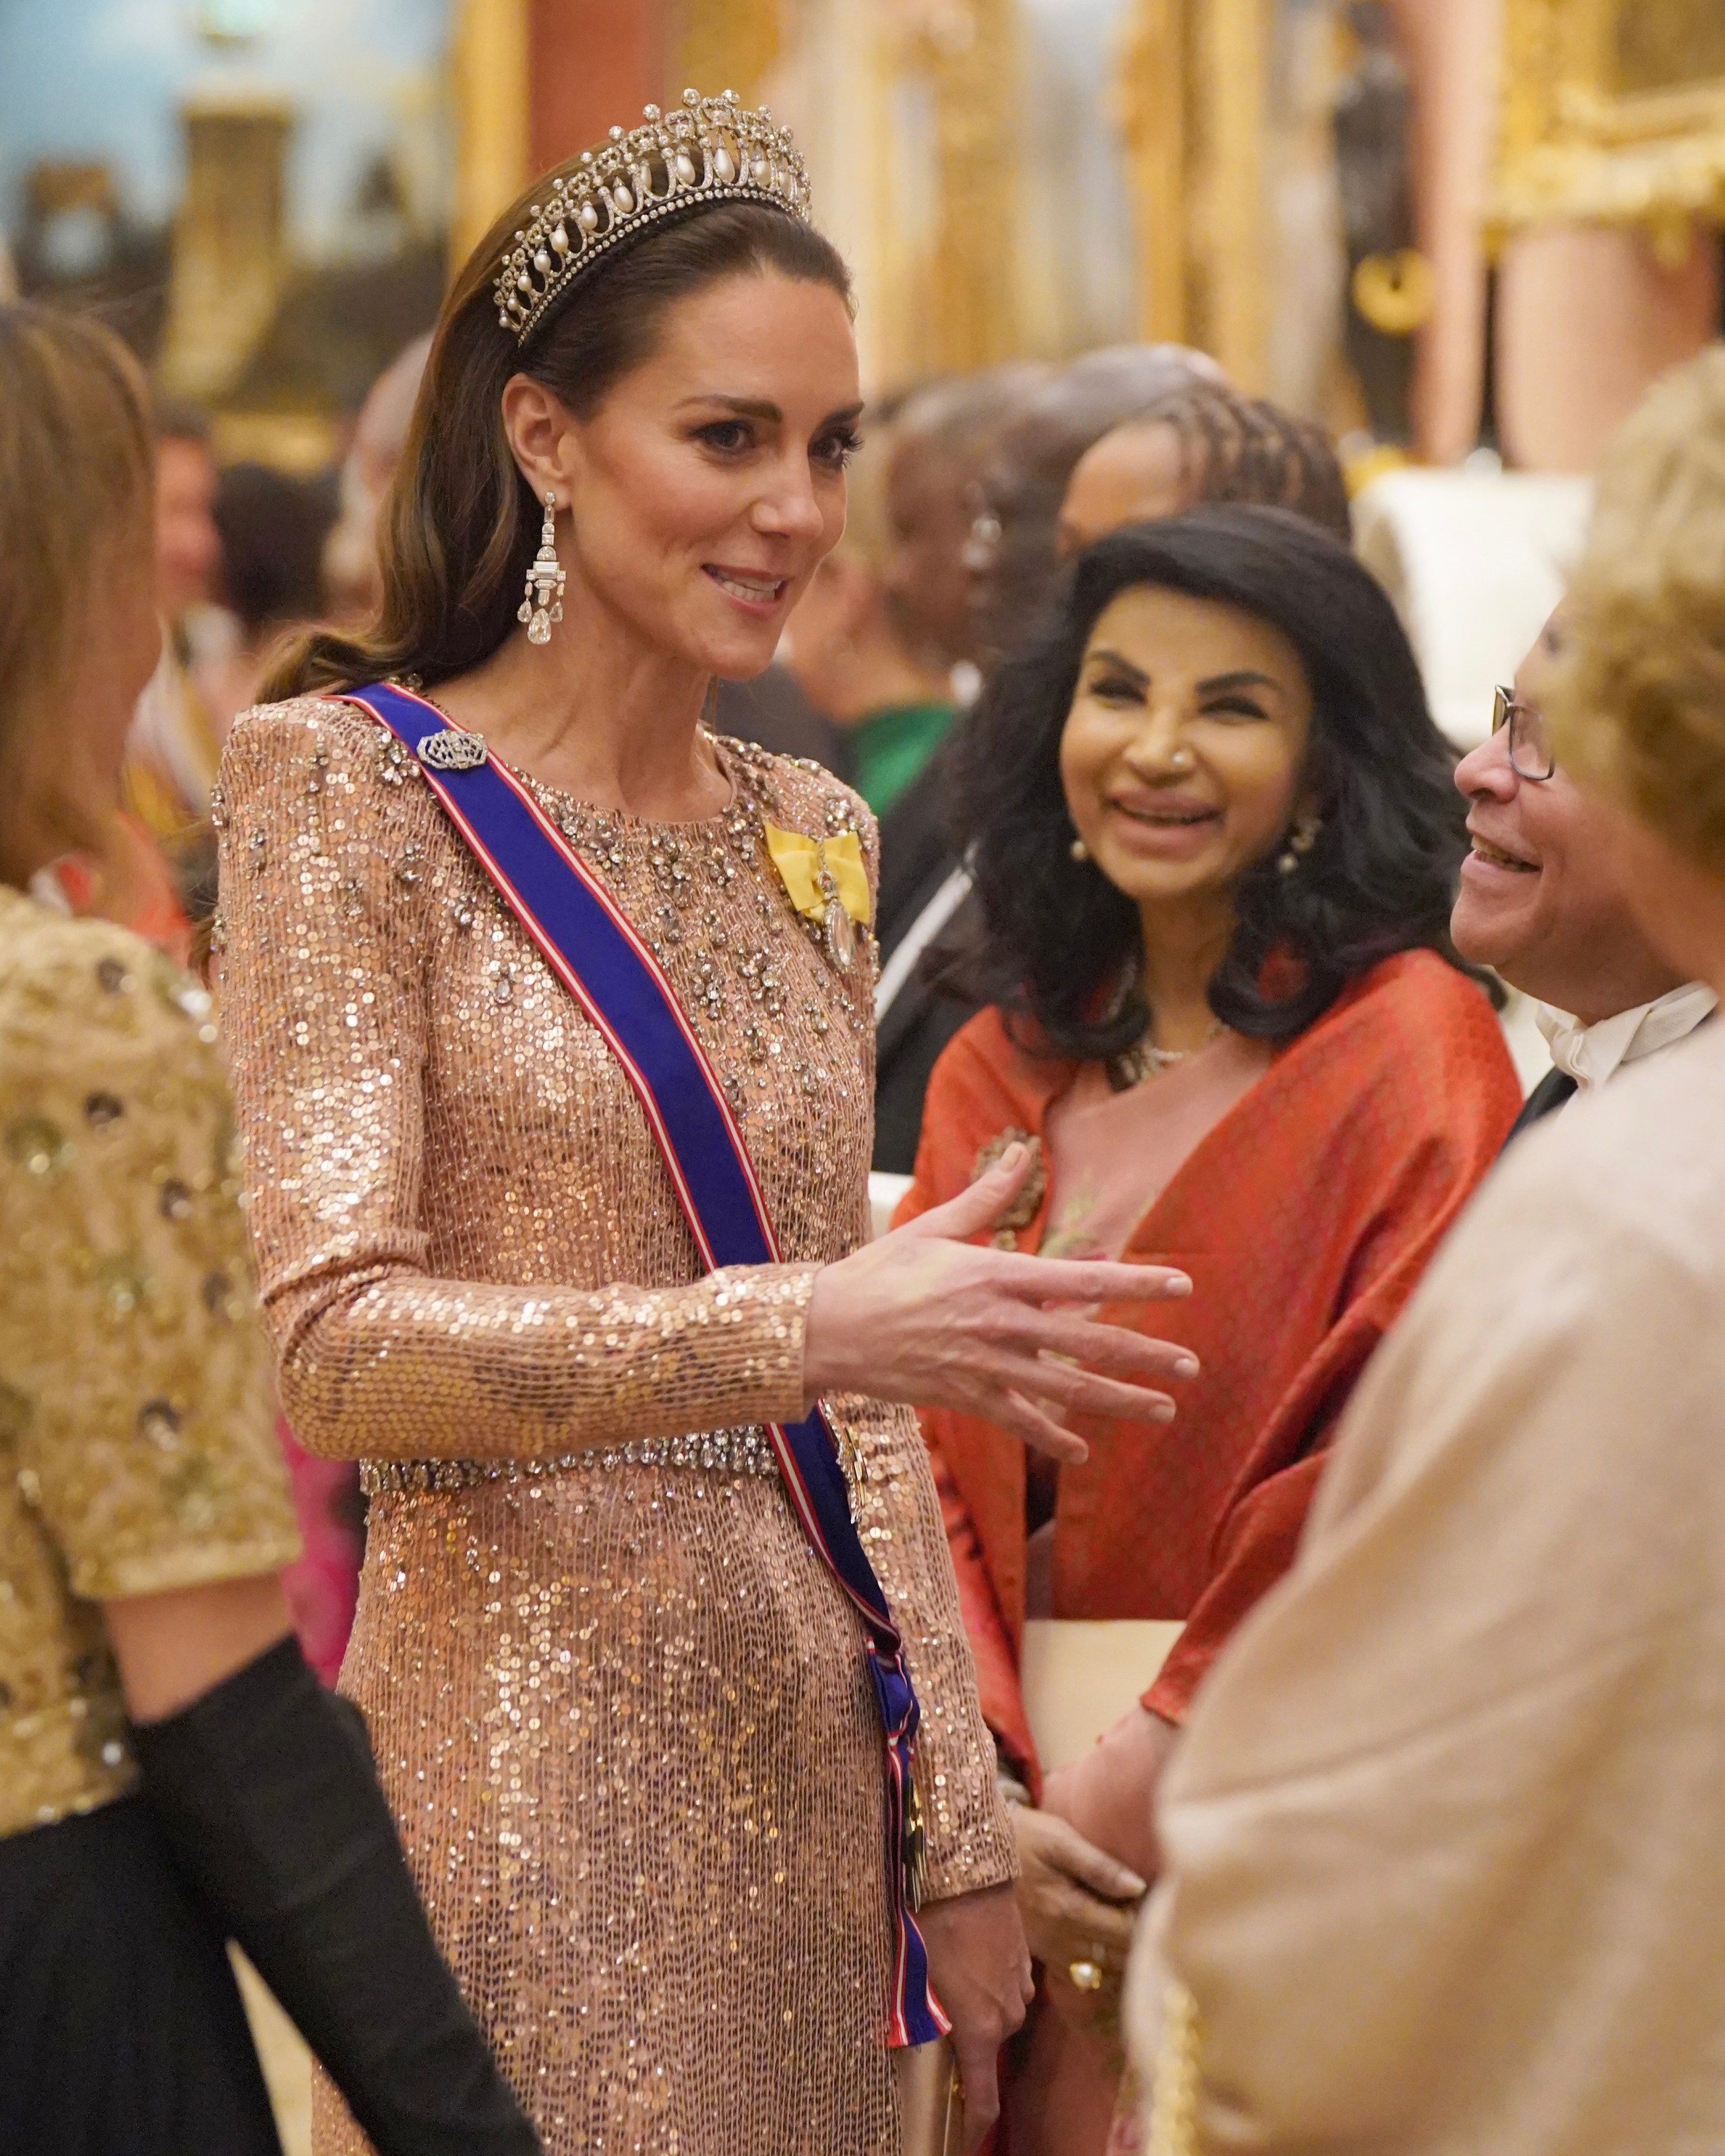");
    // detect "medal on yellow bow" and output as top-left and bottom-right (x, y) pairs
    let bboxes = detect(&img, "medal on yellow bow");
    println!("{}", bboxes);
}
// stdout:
(764, 824), (871, 973)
